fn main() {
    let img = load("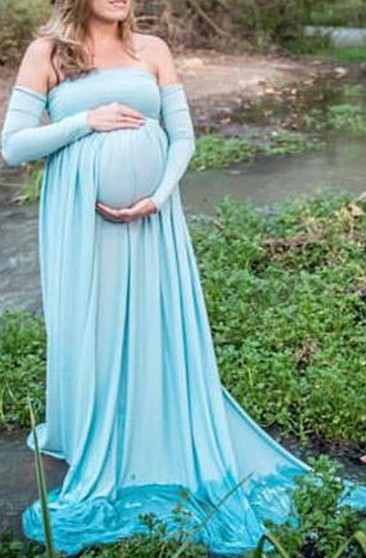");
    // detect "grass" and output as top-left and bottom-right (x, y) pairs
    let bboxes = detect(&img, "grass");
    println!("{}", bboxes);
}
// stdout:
(304, 103), (366, 137)
(27, 397), (56, 558)
(313, 45), (366, 64)
(190, 194), (366, 446)
(189, 130), (322, 172)
(265, 456), (366, 557)
(0, 310), (46, 427)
